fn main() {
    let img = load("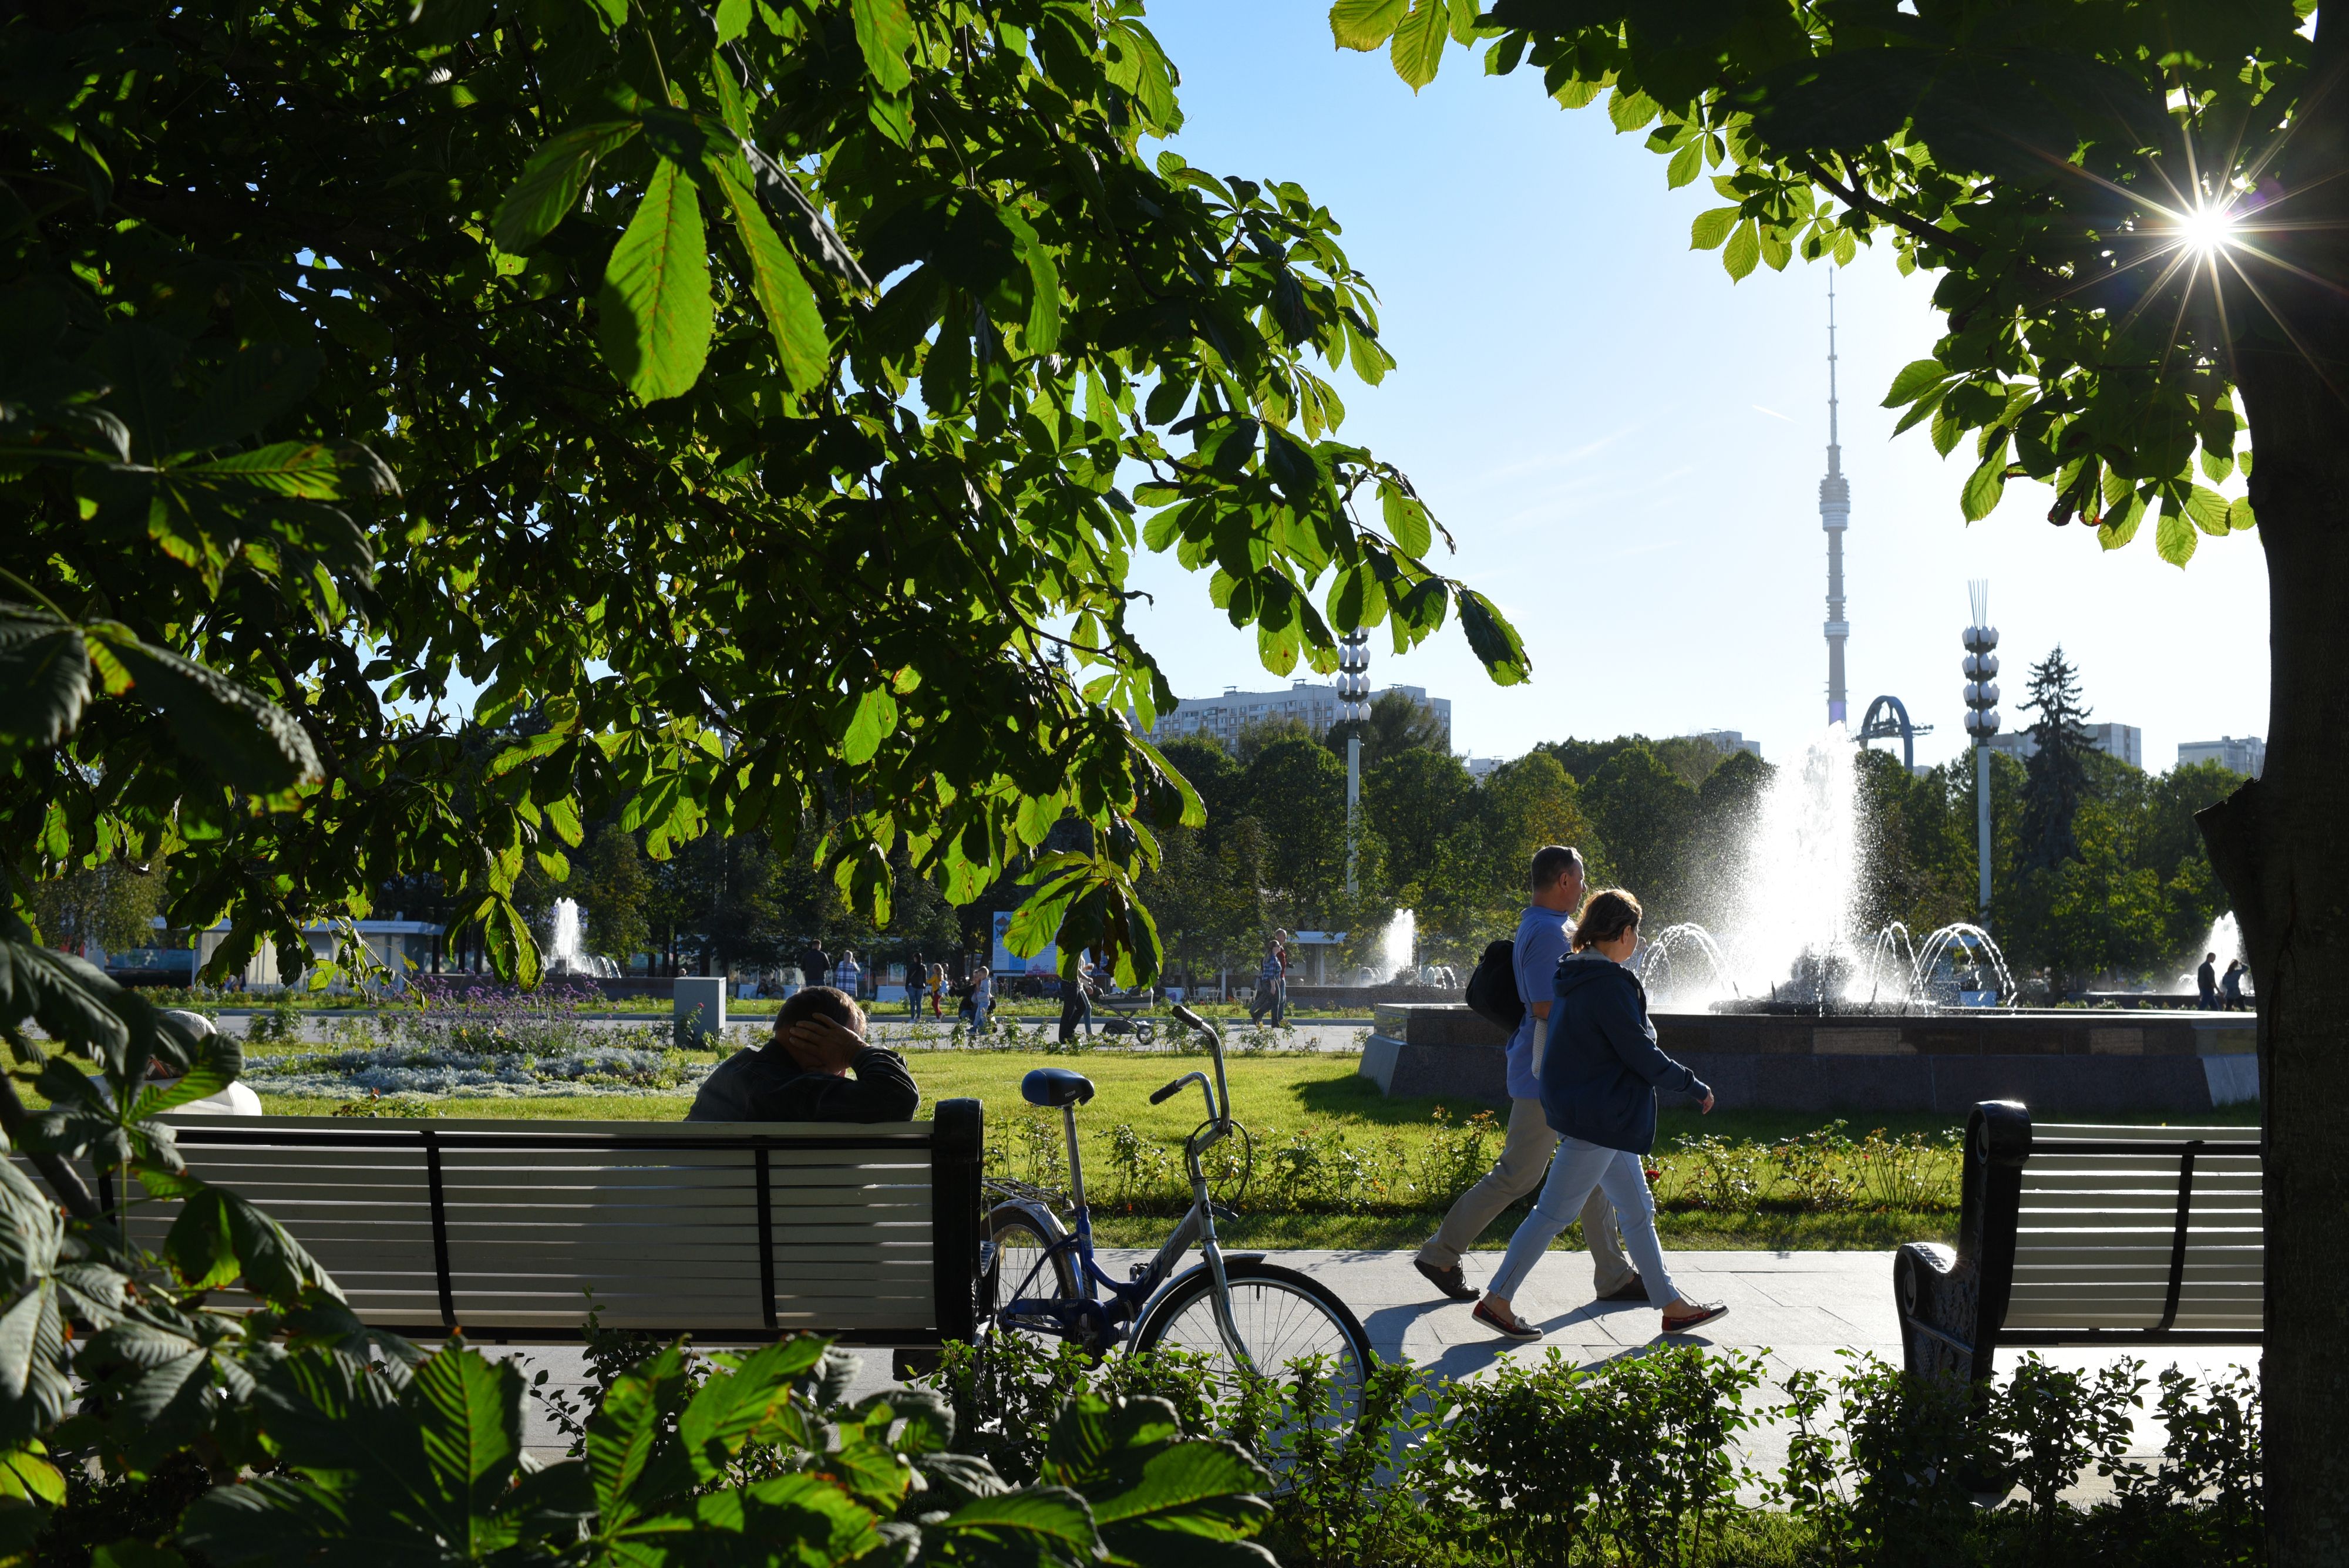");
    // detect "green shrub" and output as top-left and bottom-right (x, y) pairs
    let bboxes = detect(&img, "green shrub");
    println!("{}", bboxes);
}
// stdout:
(243, 995), (305, 1045)
(931, 1337), (2265, 1568)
